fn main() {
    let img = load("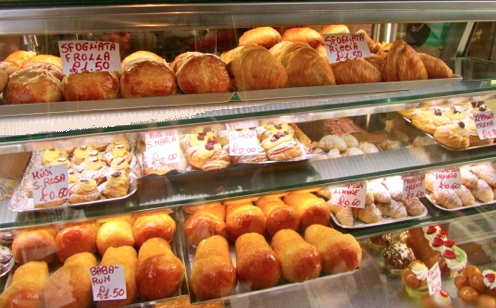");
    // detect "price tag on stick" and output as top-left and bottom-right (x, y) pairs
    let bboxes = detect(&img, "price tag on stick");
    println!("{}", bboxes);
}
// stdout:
(144, 130), (181, 167)
(90, 265), (127, 301)
(31, 164), (69, 206)
(434, 168), (461, 191)
(427, 262), (443, 295)
(229, 129), (259, 156)
(58, 40), (121, 74)
(330, 182), (367, 209)
(402, 173), (426, 200)
(323, 33), (371, 64)
(473, 111), (496, 140)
